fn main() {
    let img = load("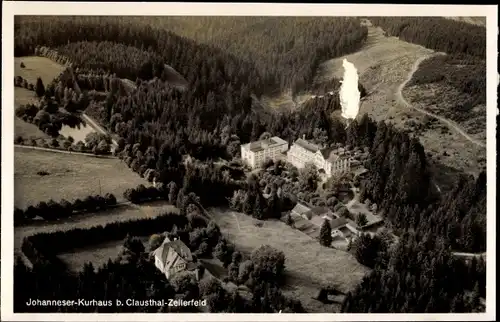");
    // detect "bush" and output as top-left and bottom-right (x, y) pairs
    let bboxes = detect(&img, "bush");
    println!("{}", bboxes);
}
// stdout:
(123, 184), (161, 204)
